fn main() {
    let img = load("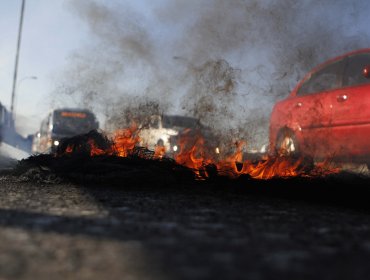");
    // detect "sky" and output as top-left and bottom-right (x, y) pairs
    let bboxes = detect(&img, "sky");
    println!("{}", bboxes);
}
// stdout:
(0, 0), (164, 134)
(0, 0), (89, 133)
